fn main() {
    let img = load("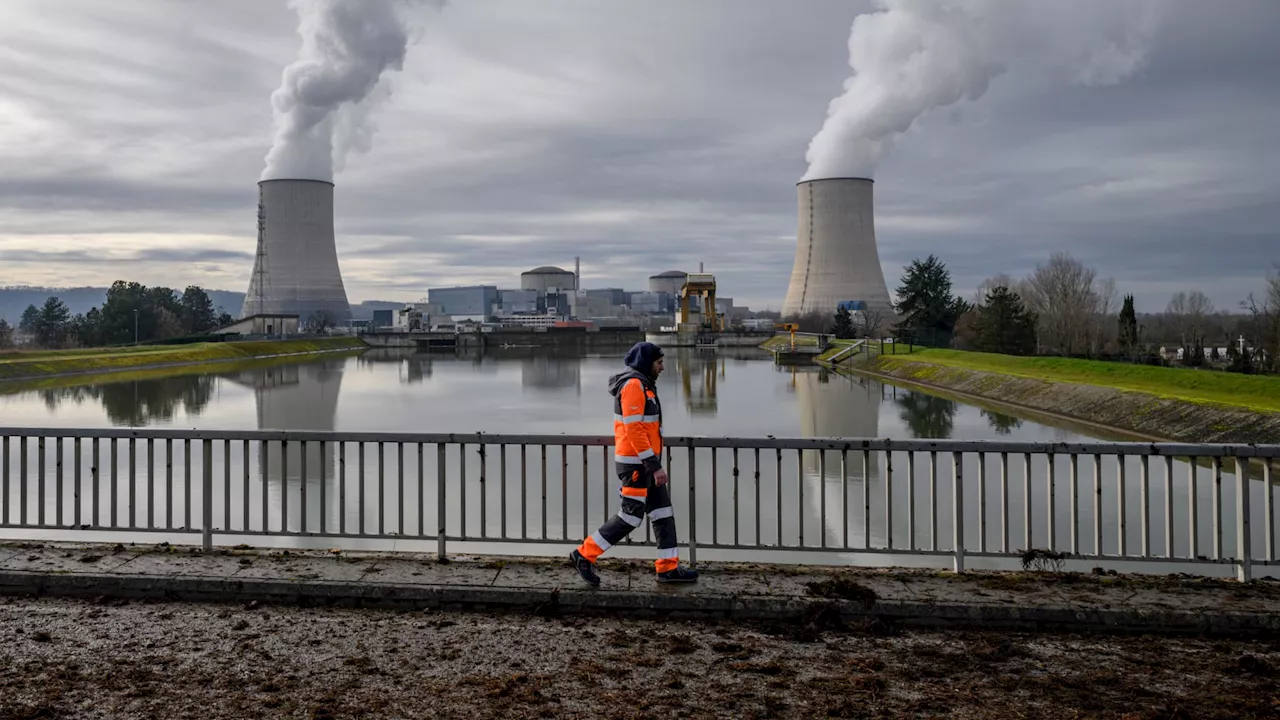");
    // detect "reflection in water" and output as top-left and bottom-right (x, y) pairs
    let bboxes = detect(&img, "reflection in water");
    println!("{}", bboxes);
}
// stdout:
(794, 368), (879, 440)
(358, 348), (434, 384)
(225, 361), (344, 533)
(521, 356), (581, 393)
(676, 350), (721, 415)
(982, 409), (1024, 435)
(5, 352), (1275, 577)
(38, 375), (217, 426)
(793, 367), (881, 546)
(896, 390), (958, 439)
